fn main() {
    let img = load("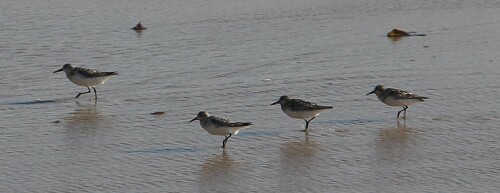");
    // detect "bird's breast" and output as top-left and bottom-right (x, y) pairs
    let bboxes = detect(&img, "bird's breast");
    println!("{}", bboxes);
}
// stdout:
(68, 73), (112, 87)
(282, 108), (322, 119)
(381, 97), (422, 106)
